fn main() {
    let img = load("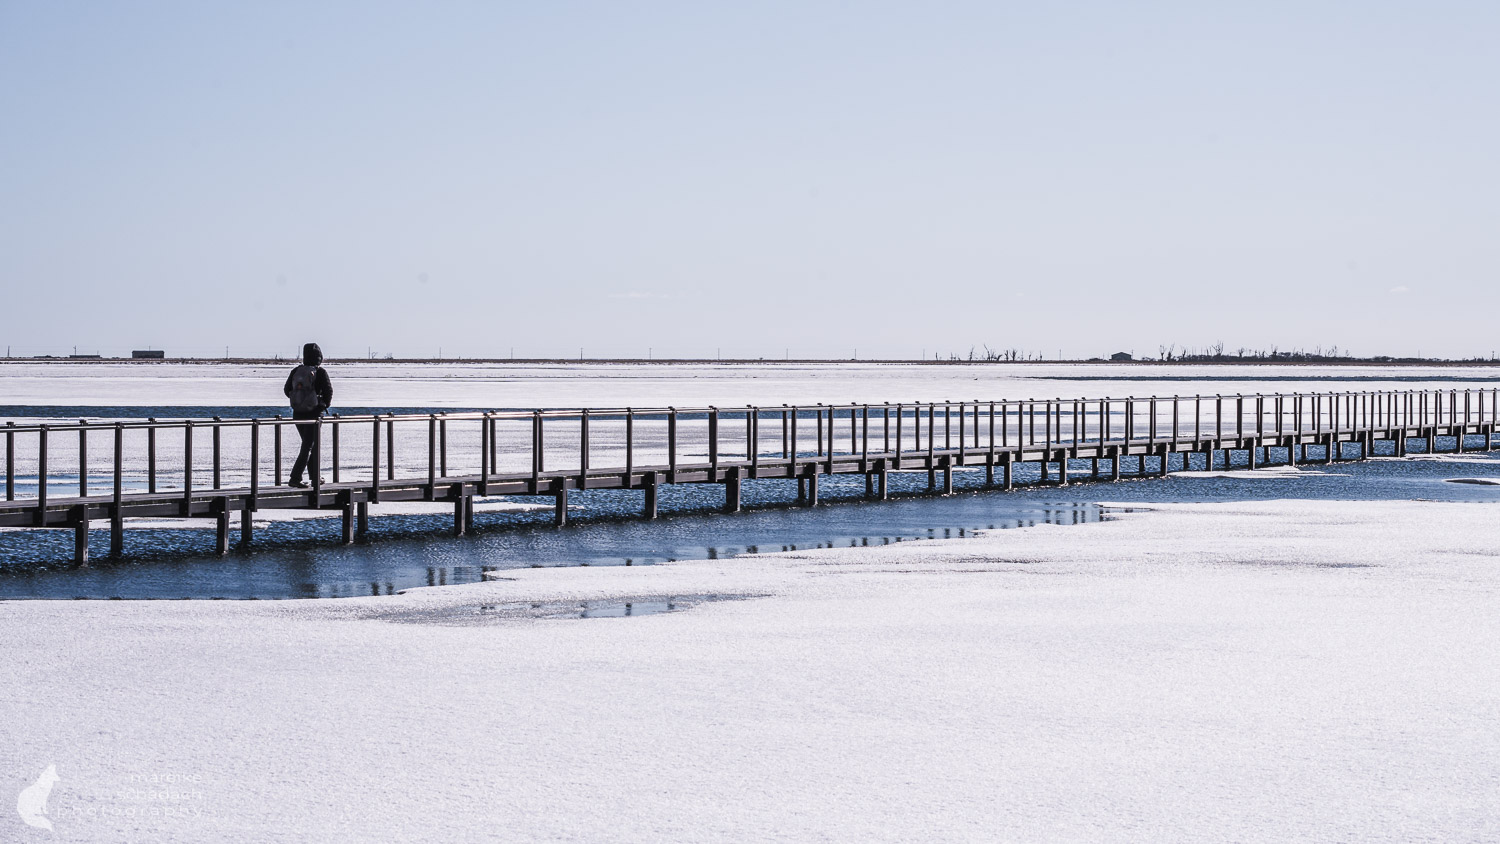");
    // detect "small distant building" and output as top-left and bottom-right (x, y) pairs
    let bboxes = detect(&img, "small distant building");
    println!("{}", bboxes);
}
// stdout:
(132, 350), (165, 359)
(1110, 352), (1133, 362)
